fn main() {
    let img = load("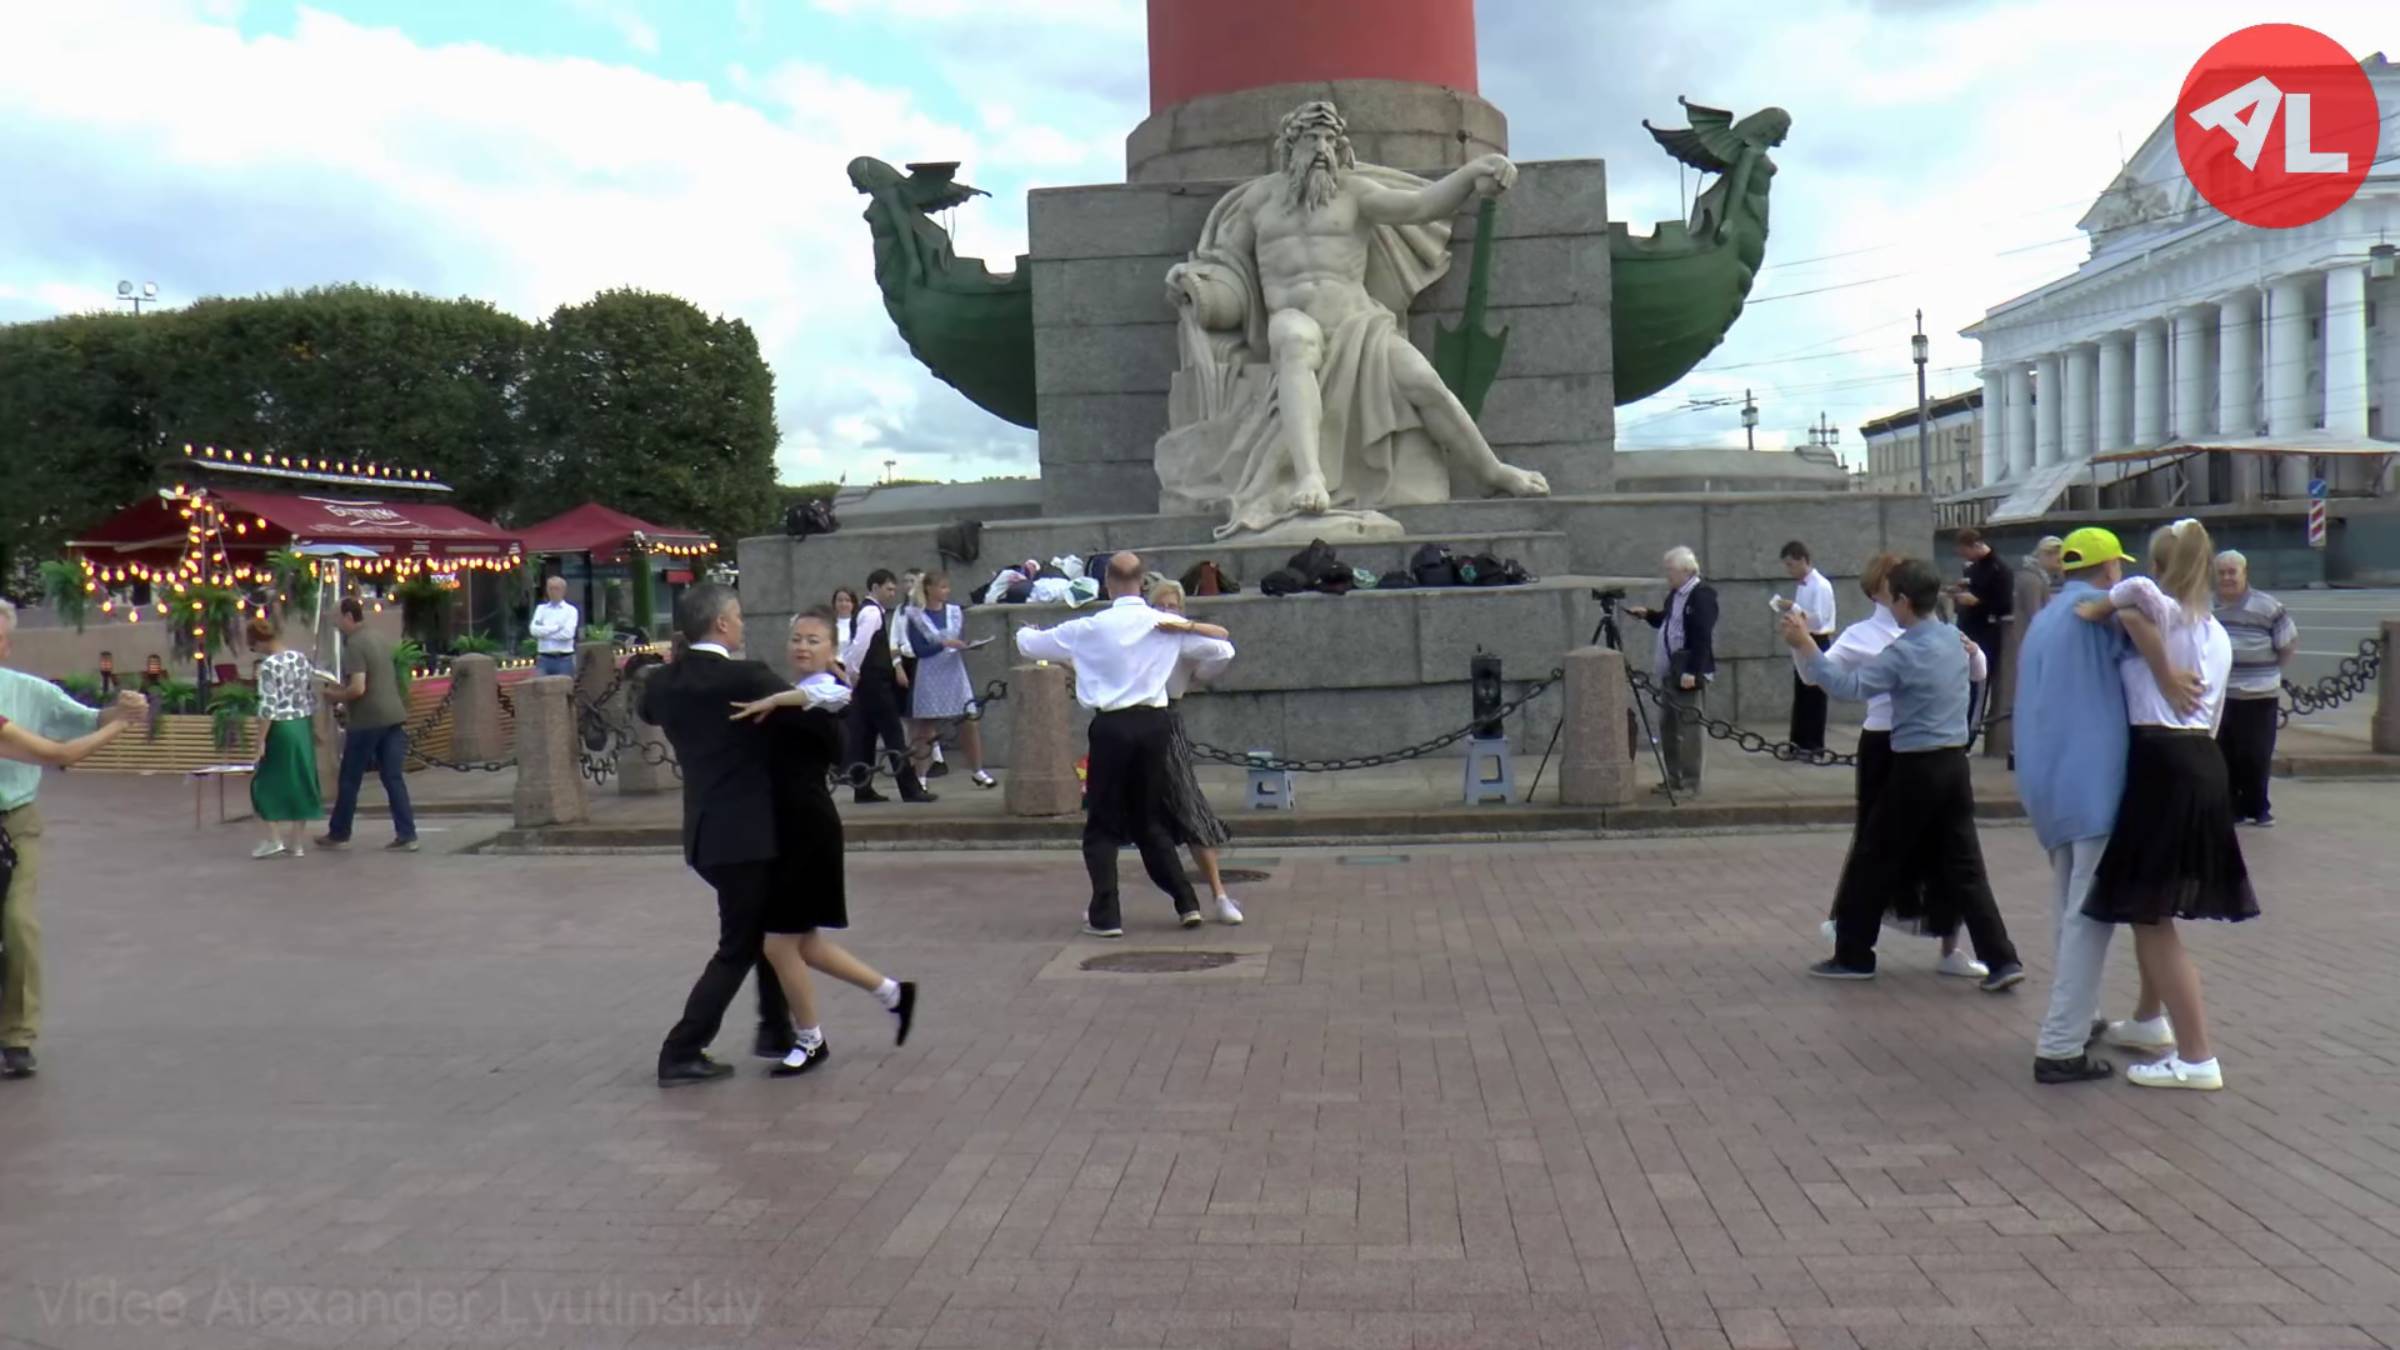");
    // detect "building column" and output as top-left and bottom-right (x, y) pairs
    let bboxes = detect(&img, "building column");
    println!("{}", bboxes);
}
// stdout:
(2132, 318), (2168, 447)
(2324, 262), (2370, 439)
(2063, 342), (2097, 460)
(2217, 288), (2261, 500)
(2033, 352), (2062, 472)
(2095, 331), (2131, 453)
(2172, 305), (2211, 440)
(2266, 273), (2316, 494)
(2004, 364), (2034, 489)
(1979, 369), (2007, 484)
